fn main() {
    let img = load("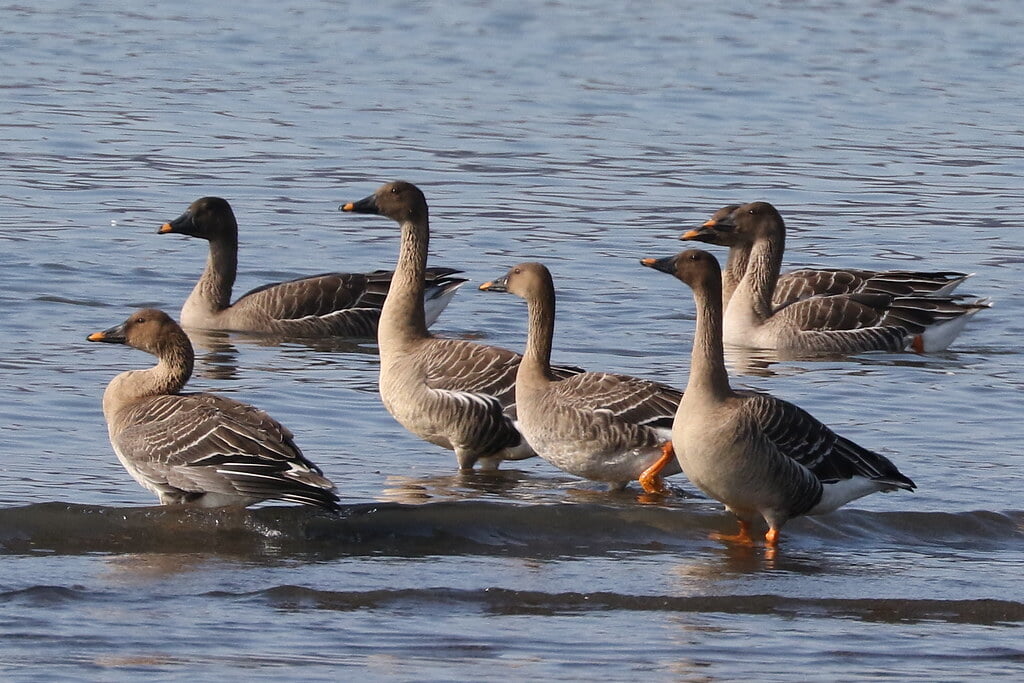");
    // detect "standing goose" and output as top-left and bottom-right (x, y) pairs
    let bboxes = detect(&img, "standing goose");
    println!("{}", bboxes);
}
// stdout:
(642, 250), (915, 547)
(87, 309), (339, 509)
(479, 262), (682, 493)
(160, 196), (466, 337)
(340, 181), (582, 471)
(691, 201), (988, 353)
(686, 204), (970, 309)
